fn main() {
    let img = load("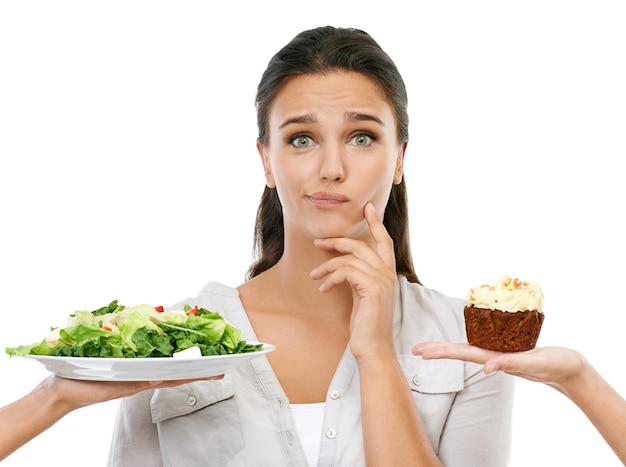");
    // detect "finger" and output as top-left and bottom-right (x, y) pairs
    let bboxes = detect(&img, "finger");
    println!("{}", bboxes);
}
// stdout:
(315, 266), (352, 293)
(314, 263), (374, 293)
(310, 239), (385, 285)
(364, 202), (395, 269)
(412, 341), (448, 354)
(482, 348), (545, 379)
(482, 355), (530, 377)
(309, 245), (378, 280)
(412, 341), (471, 355)
(413, 342), (501, 365)
(313, 237), (381, 265)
